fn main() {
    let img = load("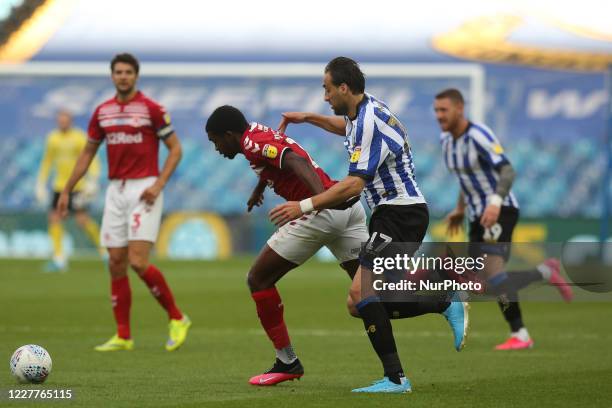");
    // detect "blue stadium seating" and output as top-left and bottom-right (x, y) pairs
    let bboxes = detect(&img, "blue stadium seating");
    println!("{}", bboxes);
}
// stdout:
(4, 134), (605, 218)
